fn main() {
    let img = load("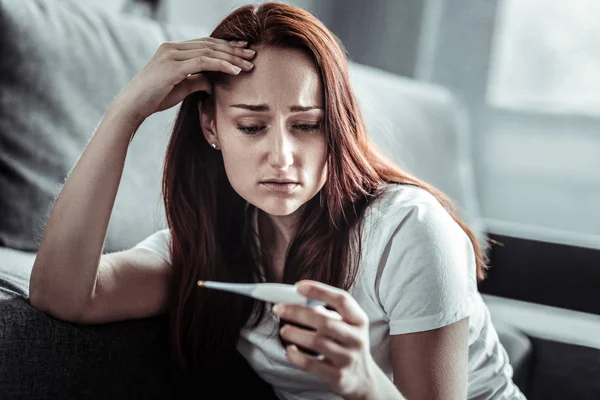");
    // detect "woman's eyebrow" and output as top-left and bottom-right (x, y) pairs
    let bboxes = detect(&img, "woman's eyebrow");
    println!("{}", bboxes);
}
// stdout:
(229, 104), (323, 112)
